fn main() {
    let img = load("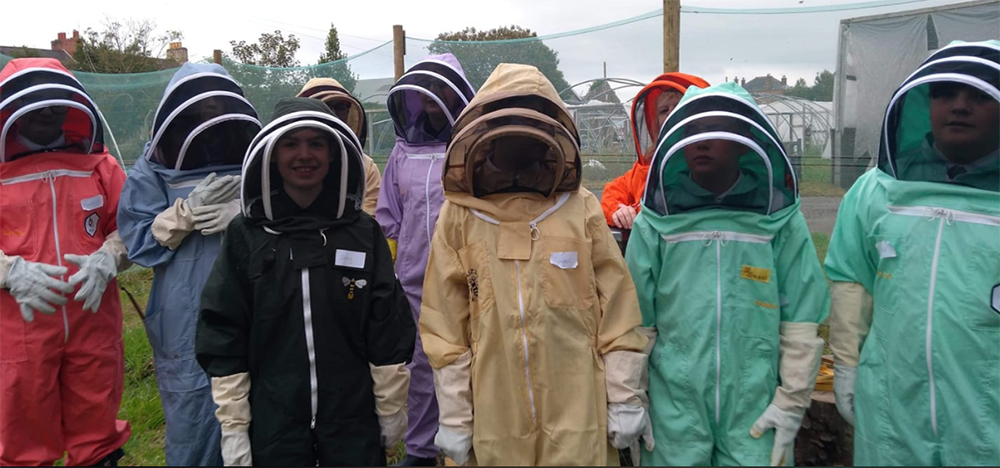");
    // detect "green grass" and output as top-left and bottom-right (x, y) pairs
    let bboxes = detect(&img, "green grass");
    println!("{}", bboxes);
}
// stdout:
(116, 267), (167, 467)
(799, 147), (845, 197)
